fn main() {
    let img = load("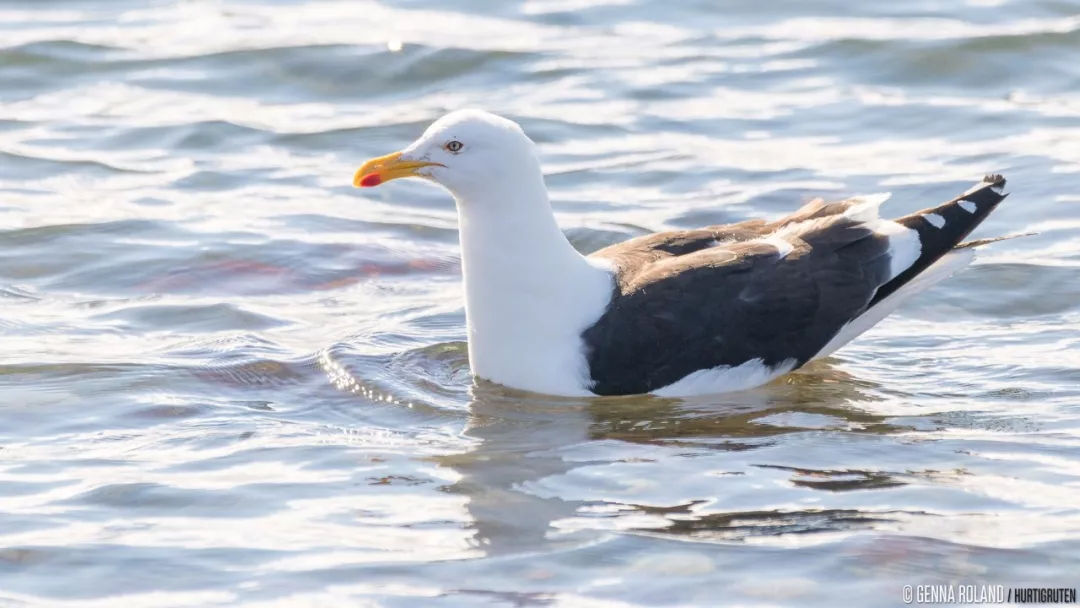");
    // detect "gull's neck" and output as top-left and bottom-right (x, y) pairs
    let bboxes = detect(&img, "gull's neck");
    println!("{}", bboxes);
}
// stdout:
(452, 175), (613, 395)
